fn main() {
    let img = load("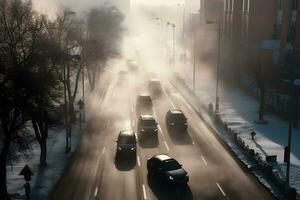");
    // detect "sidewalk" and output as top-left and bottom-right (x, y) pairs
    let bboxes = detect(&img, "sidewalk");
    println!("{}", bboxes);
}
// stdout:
(175, 65), (300, 197)
(7, 124), (81, 200)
